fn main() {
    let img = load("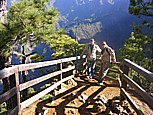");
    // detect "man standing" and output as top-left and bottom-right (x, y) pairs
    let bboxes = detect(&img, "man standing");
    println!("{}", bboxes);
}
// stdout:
(81, 39), (101, 78)
(98, 41), (116, 85)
